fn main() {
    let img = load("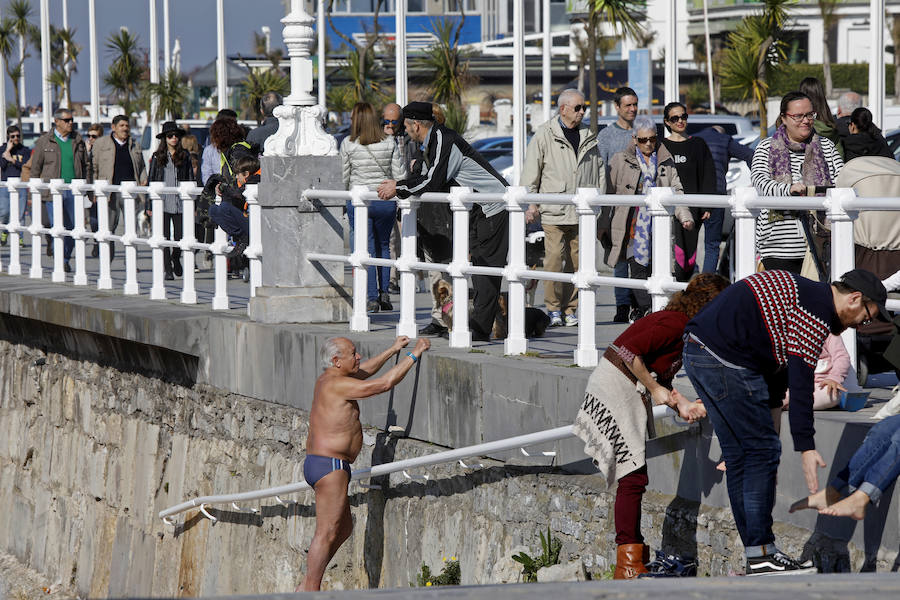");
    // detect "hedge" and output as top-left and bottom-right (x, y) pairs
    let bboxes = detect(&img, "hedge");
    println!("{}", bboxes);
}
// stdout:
(720, 63), (897, 101)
